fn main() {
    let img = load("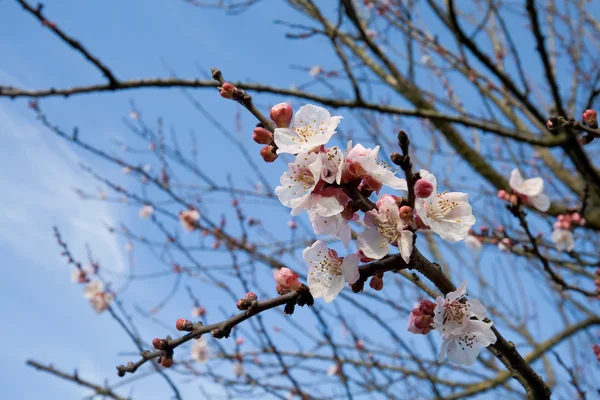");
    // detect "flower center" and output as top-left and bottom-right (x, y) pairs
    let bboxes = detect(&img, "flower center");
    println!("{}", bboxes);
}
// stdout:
(443, 300), (468, 324)
(293, 120), (326, 142)
(427, 191), (459, 221)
